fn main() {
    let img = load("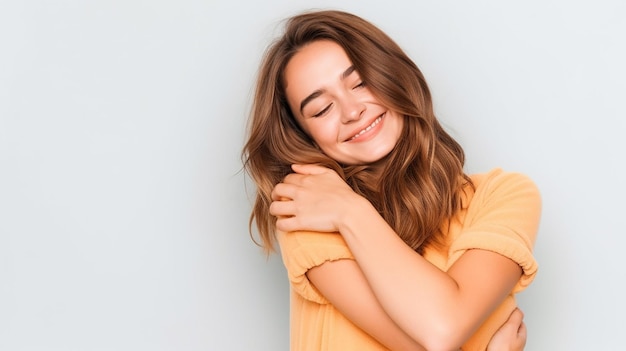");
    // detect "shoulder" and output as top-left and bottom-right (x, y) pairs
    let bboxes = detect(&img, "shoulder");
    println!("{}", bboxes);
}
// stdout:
(276, 230), (354, 304)
(471, 168), (540, 194)
(451, 168), (542, 292)
(468, 168), (541, 212)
